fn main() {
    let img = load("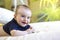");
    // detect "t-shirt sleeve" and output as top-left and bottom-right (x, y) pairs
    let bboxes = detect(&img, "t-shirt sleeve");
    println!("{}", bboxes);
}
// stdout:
(9, 24), (18, 32)
(9, 23), (19, 35)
